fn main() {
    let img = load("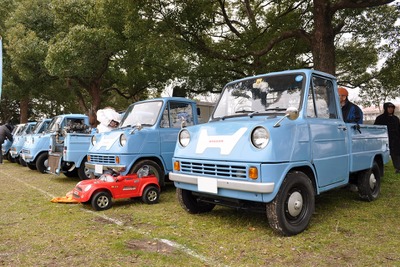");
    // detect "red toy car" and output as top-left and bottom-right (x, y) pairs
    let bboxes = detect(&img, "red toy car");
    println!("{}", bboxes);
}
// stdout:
(72, 169), (160, 211)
